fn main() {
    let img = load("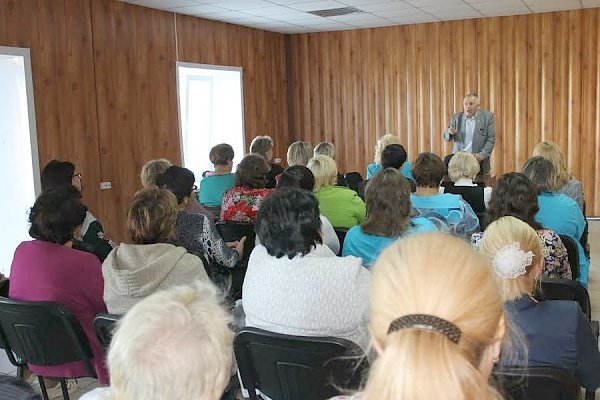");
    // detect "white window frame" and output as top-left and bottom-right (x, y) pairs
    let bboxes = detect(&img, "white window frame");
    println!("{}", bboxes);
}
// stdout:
(0, 46), (41, 195)
(175, 62), (246, 167)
